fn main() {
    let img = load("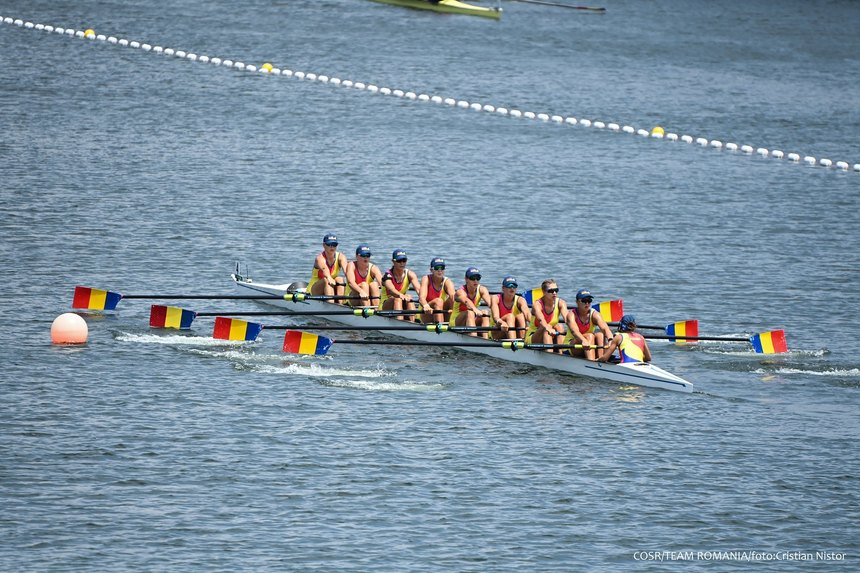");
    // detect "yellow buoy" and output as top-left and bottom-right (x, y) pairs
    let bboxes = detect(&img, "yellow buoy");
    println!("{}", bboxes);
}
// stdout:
(261, 63), (273, 72)
(84, 28), (95, 38)
(51, 313), (88, 345)
(651, 126), (665, 136)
